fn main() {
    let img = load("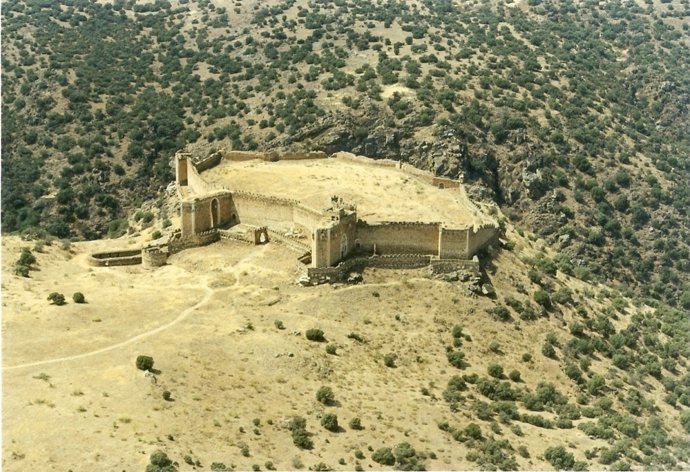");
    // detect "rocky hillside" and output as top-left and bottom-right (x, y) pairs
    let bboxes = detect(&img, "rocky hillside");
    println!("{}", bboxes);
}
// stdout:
(2, 0), (689, 303)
